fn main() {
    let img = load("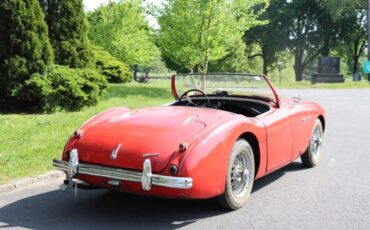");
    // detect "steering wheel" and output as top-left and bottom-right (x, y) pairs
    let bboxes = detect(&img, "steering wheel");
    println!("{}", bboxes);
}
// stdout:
(179, 89), (210, 107)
